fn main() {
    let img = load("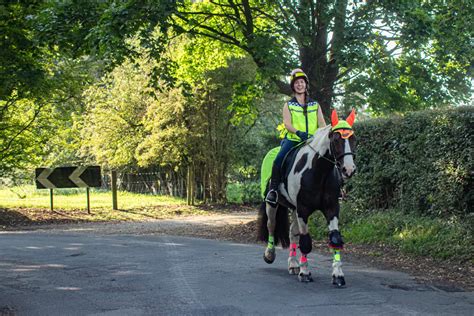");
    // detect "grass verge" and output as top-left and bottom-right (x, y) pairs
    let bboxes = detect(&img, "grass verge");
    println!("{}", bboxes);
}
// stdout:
(0, 185), (184, 209)
(309, 205), (473, 263)
(0, 185), (210, 226)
